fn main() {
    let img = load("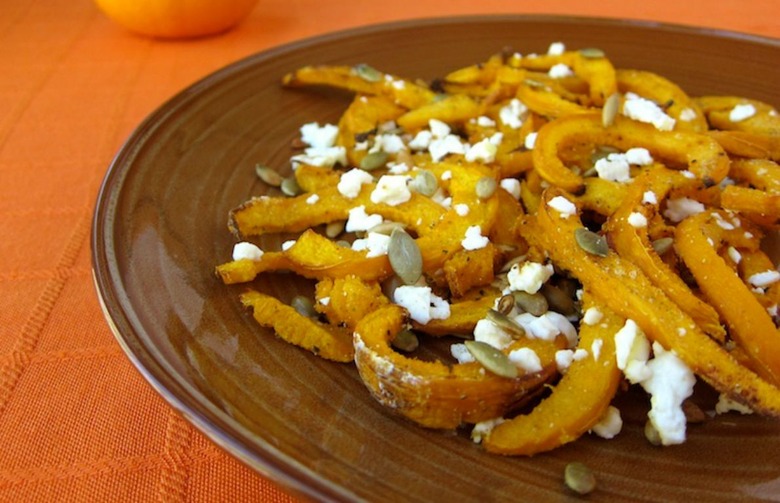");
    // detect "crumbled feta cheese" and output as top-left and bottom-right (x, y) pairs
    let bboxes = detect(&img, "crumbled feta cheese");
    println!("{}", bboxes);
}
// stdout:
(351, 232), (391, 258)
(582, 307), (604, 325)
(663, 197), (705, 223)
(440, 170), (452, 181)
(232, 242), (263, 261)
(281, 240), (296, 251)
(345, 205), (383, 232)
(451, 343), (476, 364)
(573, 348), (588, 361)
(370, 175), (412, 206)
(547, 195), (577, 218)
(681, 170), (696, 179)
(548, 63), (574, 78)
(524, 131), (537, 150)
(622, 92), (676, 131)
(393, 285), (450, 325)
(431, 187), (452, 209)
(729, 103), (756, 122)
(474, 318), (513, 350)
(388, 162), (411, 174)
(306, 193), (320, 205)
(595, 154), (631, 182)
(319, 296), (330, 305)
(462, 225), (490, 250)
(715, 394), (754, 415)
(429, 119), (451, 138)
(290, 146), (347, 168)
(627, 211), (648, 228)
(471, 417), (505, 443)
(465, 137), (498, 163)
(476, 115), (496, 127)
(679, 107), (697, 122)
(712, 212), (736, 230)
(727, 246), (742, 264)
(614, 319), (652, 384)
(507, 262), (554, 294)
(371, 133), (407, 154)
(508, 347), (543, 373)
(454, 203), (470, 216)
(591, 338), (603, 360)
(547, 41), (566, 55)
(515, 311), (578, 347)
(408, 130), (433, 150)
(642, 191), (658, 205)
(299, 122), (339, 148)
(500, 178), (521, 199)
(499, 99), (528, 129)
(625, 147), (654, 166)
(748, 270), (780, 288)
(591, 406), (623, 439)
(676, 327), (687, 336)
(337, 168), (373, 198)
(642, 342), (696, 445)
(429, 134), (466, 162)
(555, 349), (575, 372)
